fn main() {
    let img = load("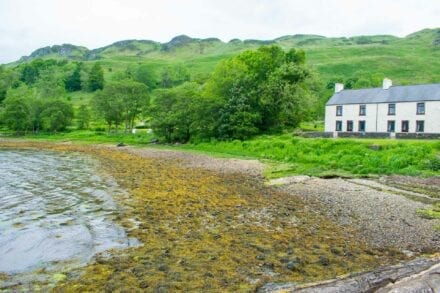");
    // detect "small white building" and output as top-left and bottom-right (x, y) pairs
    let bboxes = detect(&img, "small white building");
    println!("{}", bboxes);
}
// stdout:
(325, 79), (440, 135)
